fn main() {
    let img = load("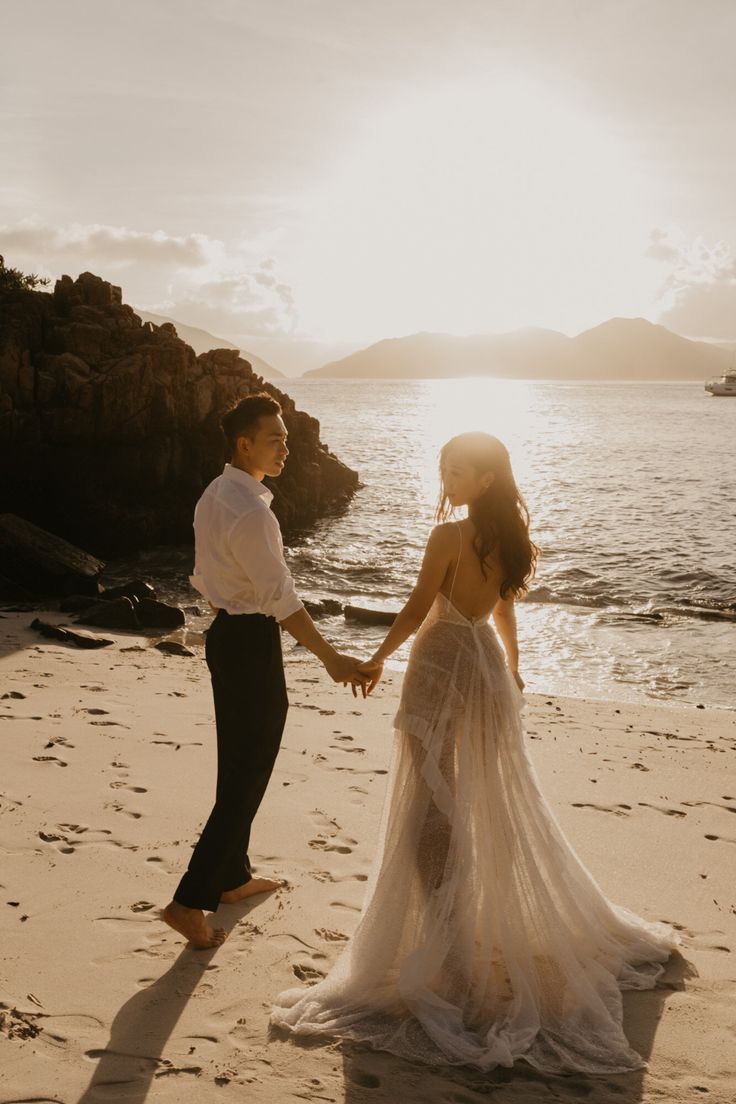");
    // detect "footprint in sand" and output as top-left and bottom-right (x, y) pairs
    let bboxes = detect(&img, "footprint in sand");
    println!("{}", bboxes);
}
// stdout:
(39, 827), (133, 855)
(571, 803), (631, 816)
(704, 833), (736, 845)
(82, 707), (109, 715)
(32, 755), (67, 767)
(310, 809), (341, 831)
(308, 836), (356, 855)
(109, 781), (148, 793)
(637, 802), (687, 817)
(331, 745), (366, 754)
(333, 767), (388, 775)
(315, 927), (349, 942)
(292, 961), (327, 984)
(682, 800), (736, 814)
(106, 800), (142, 819)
